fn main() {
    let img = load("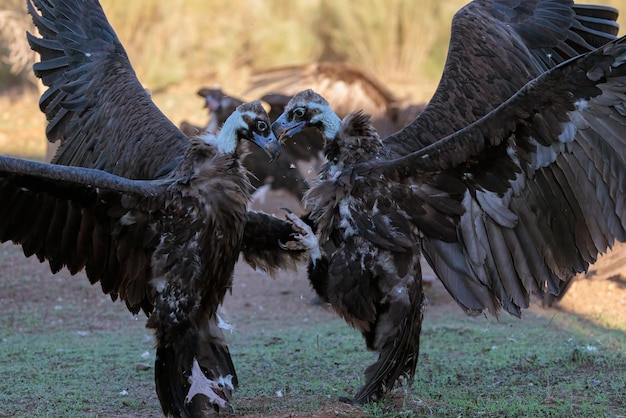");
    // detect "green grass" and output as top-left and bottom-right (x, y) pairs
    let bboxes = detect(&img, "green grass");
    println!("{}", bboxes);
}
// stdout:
(411, 314), (626, 417)
(0, 269), (624, 417)
(0, 330), (157, 417)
